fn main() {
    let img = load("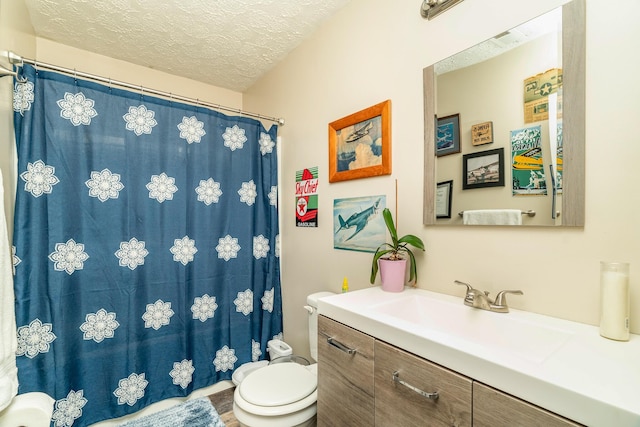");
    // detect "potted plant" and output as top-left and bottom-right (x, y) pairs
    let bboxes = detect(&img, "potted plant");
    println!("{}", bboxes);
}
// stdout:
(370, 208), (425, 292)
